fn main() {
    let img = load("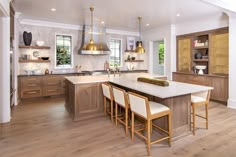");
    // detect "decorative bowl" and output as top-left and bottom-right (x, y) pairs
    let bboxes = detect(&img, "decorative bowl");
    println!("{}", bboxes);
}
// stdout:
(36, 41), (45, 46)
(195, 65), (206, 70)
(41, 57), (49, 60)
